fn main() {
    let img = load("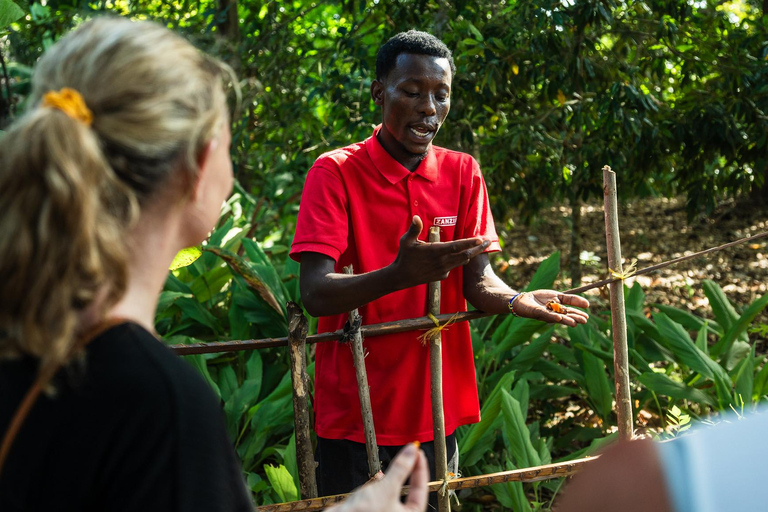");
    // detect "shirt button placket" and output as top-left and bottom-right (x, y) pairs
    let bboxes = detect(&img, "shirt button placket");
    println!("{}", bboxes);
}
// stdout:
(407, 174), (417, 216)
